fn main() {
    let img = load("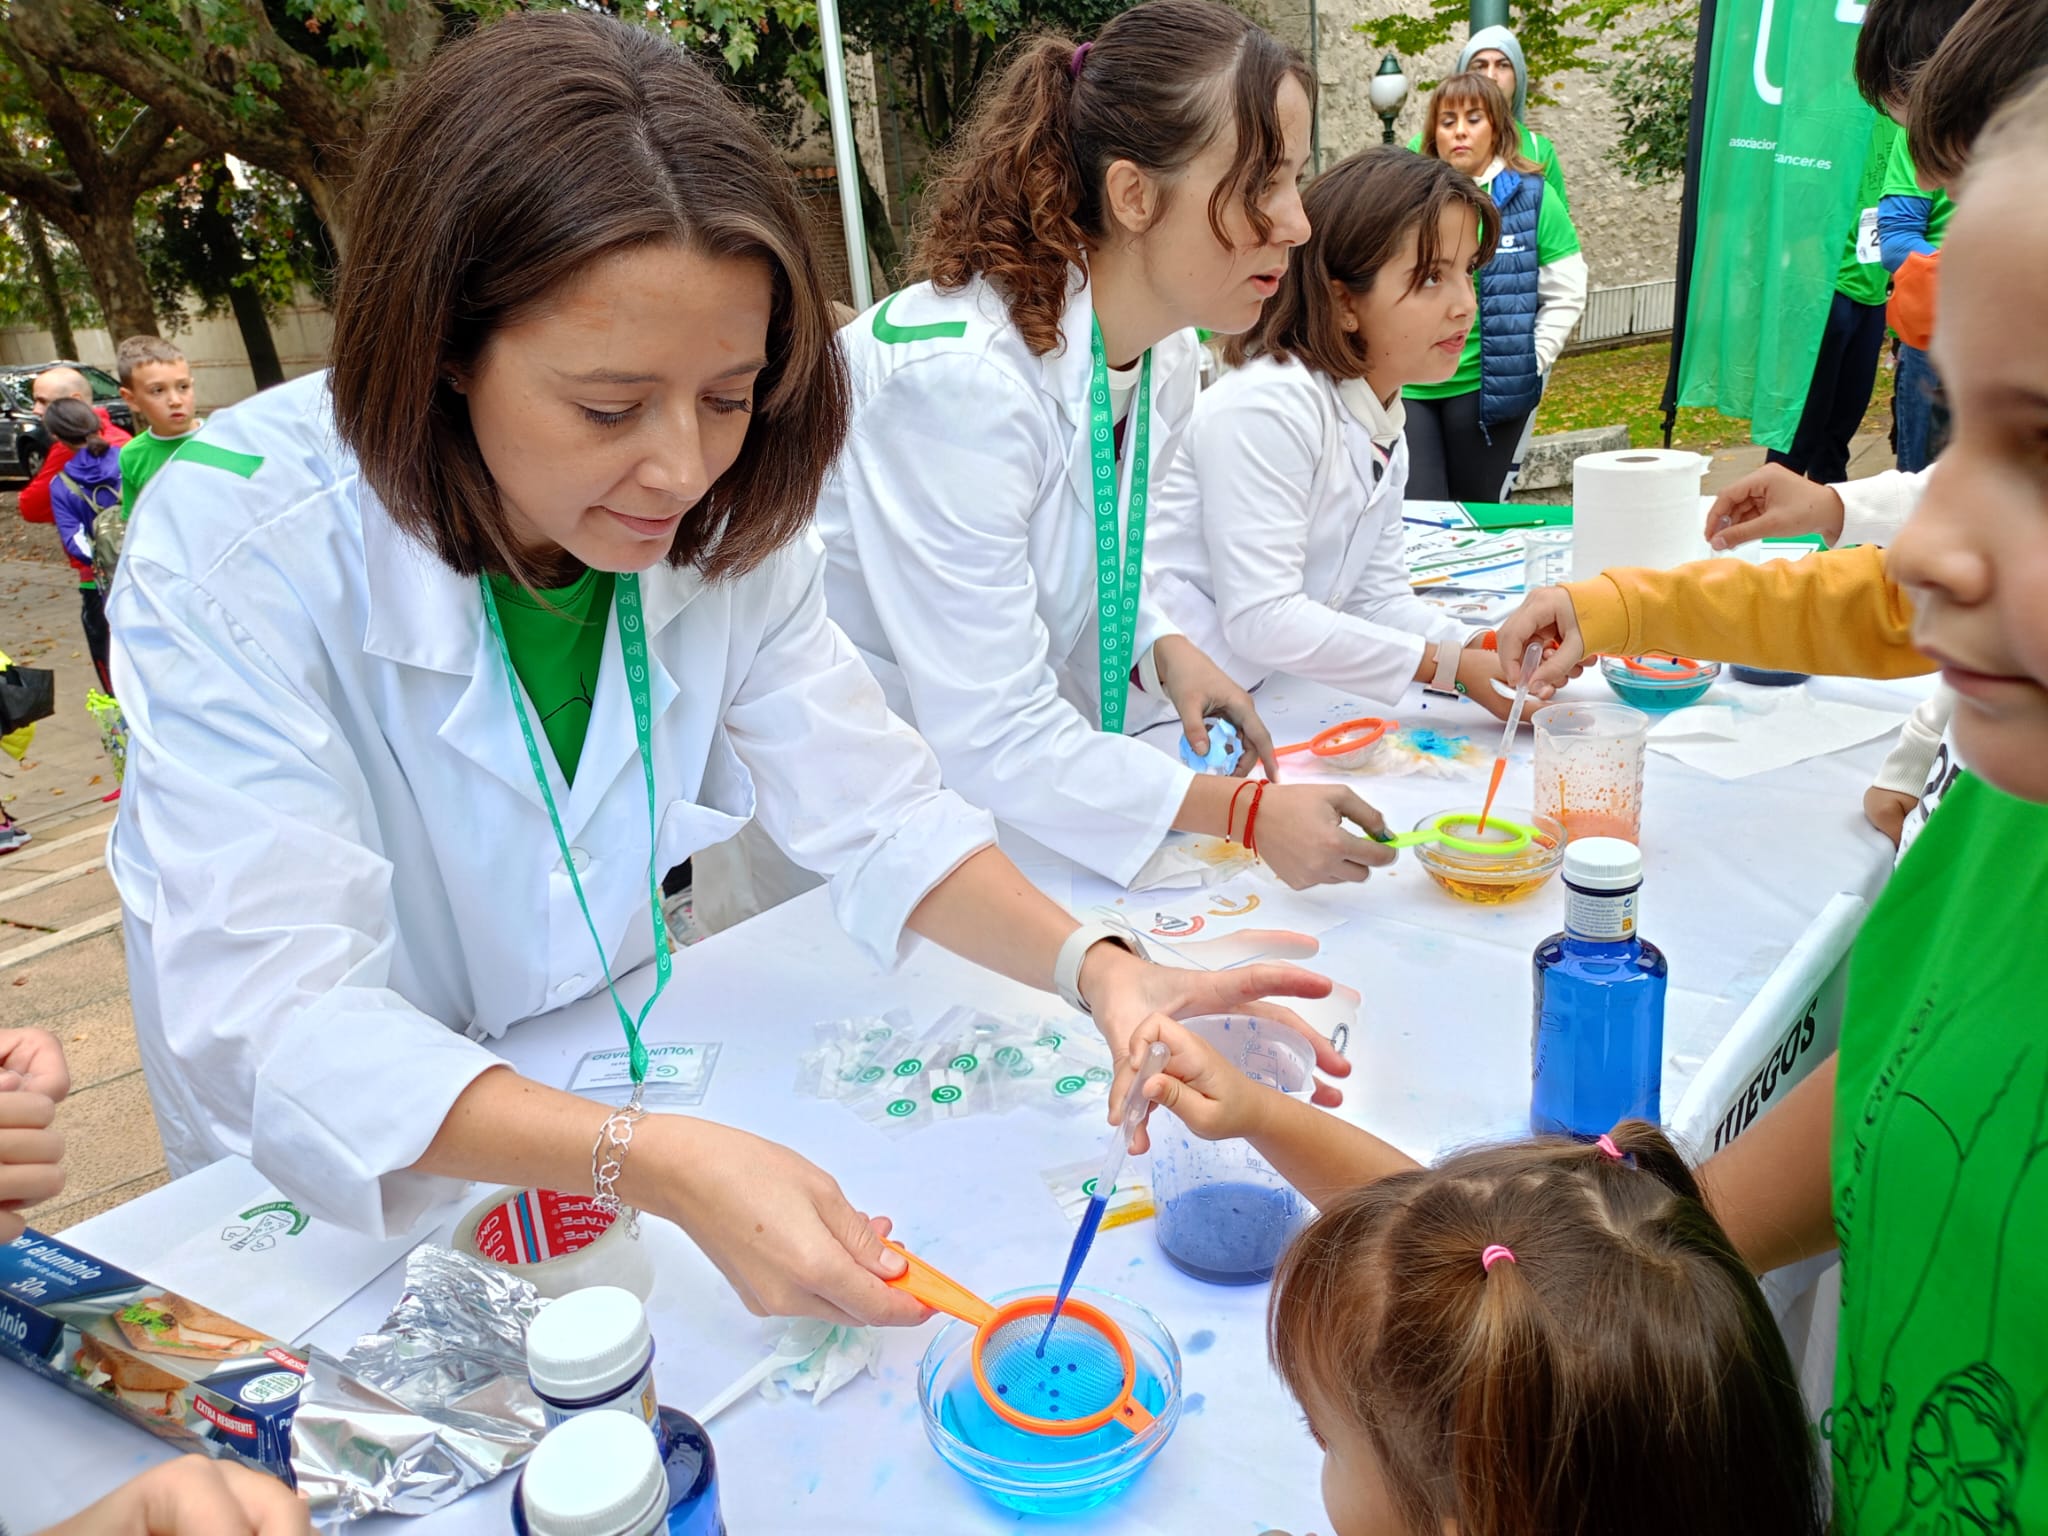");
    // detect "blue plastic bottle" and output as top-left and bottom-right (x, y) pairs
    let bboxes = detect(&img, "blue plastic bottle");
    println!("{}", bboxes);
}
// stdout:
(1531, 837), (1667, 1137)
(517, 1409), (721, 1536)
